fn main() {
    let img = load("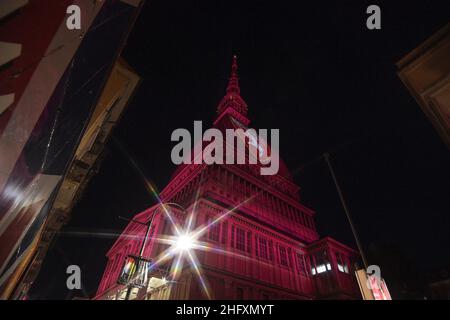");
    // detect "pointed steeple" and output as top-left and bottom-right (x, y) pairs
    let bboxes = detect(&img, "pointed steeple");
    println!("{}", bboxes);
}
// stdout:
(226, 55), (240, 94)
(215, 55), (249, 125)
